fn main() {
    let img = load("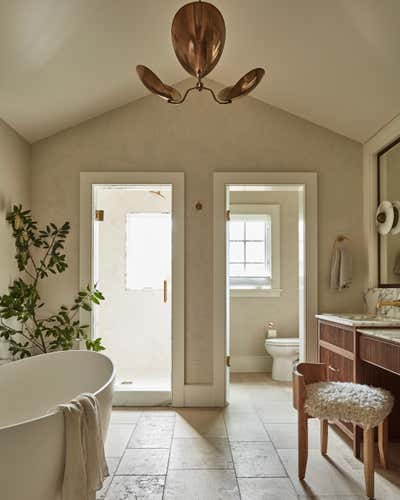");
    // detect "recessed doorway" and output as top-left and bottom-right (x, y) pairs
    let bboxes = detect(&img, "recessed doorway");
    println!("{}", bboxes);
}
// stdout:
(80, 172), (185, 407)
(213, 172), (318, 406)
